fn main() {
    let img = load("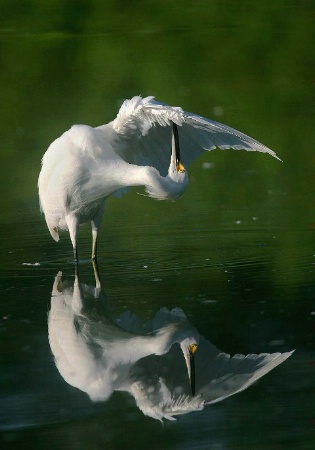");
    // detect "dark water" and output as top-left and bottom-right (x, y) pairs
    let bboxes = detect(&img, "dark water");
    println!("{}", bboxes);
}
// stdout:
(1, 1), (315, 449)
